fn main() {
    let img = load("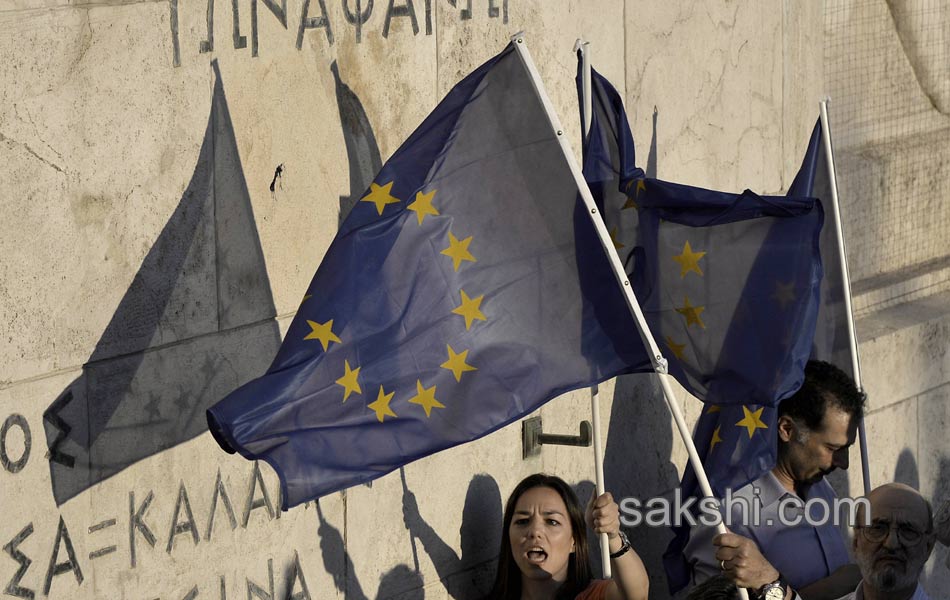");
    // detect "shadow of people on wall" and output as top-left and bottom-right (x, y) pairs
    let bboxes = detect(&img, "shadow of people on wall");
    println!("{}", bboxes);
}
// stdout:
(42, 60), (281, 506)
(924, 454), (950, 593)
(645, 106), (658, 180)
(376, 564), (425, 600)
(332, 60), (382, 227)
(316, 498), (370, 600)
(604, 373), (679, 595)
(401, 473), (502, 599)
(316, 497), (429, 600)
(894, 447), (921, 490)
